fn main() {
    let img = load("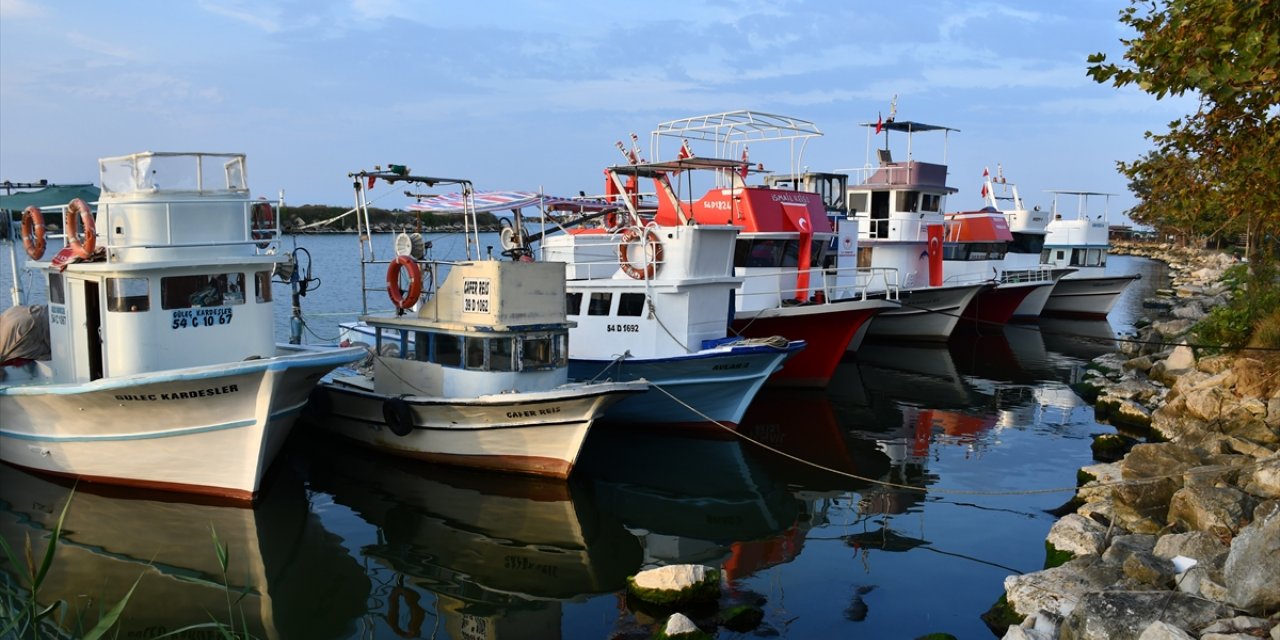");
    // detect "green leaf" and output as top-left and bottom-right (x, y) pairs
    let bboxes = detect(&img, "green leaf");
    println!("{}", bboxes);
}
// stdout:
(80, 572), (142, 640)
(34, 488), (75, 588)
